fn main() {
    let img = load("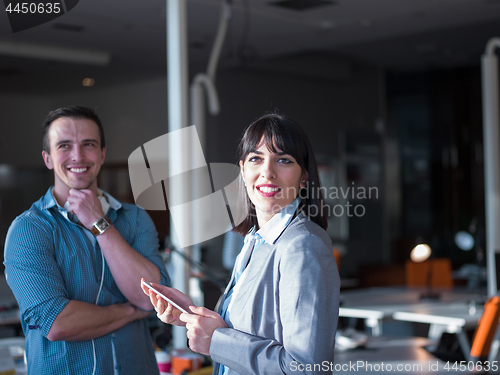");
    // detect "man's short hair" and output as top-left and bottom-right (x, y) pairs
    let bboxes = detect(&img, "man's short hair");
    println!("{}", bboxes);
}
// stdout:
(42, 106), (106, 153)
